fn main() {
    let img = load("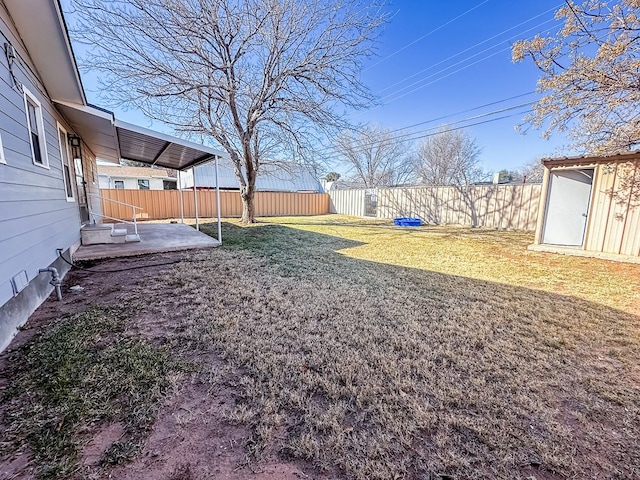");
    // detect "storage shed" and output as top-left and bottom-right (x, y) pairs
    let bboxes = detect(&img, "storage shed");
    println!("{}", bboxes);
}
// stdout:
(530, 152), (640, 263)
